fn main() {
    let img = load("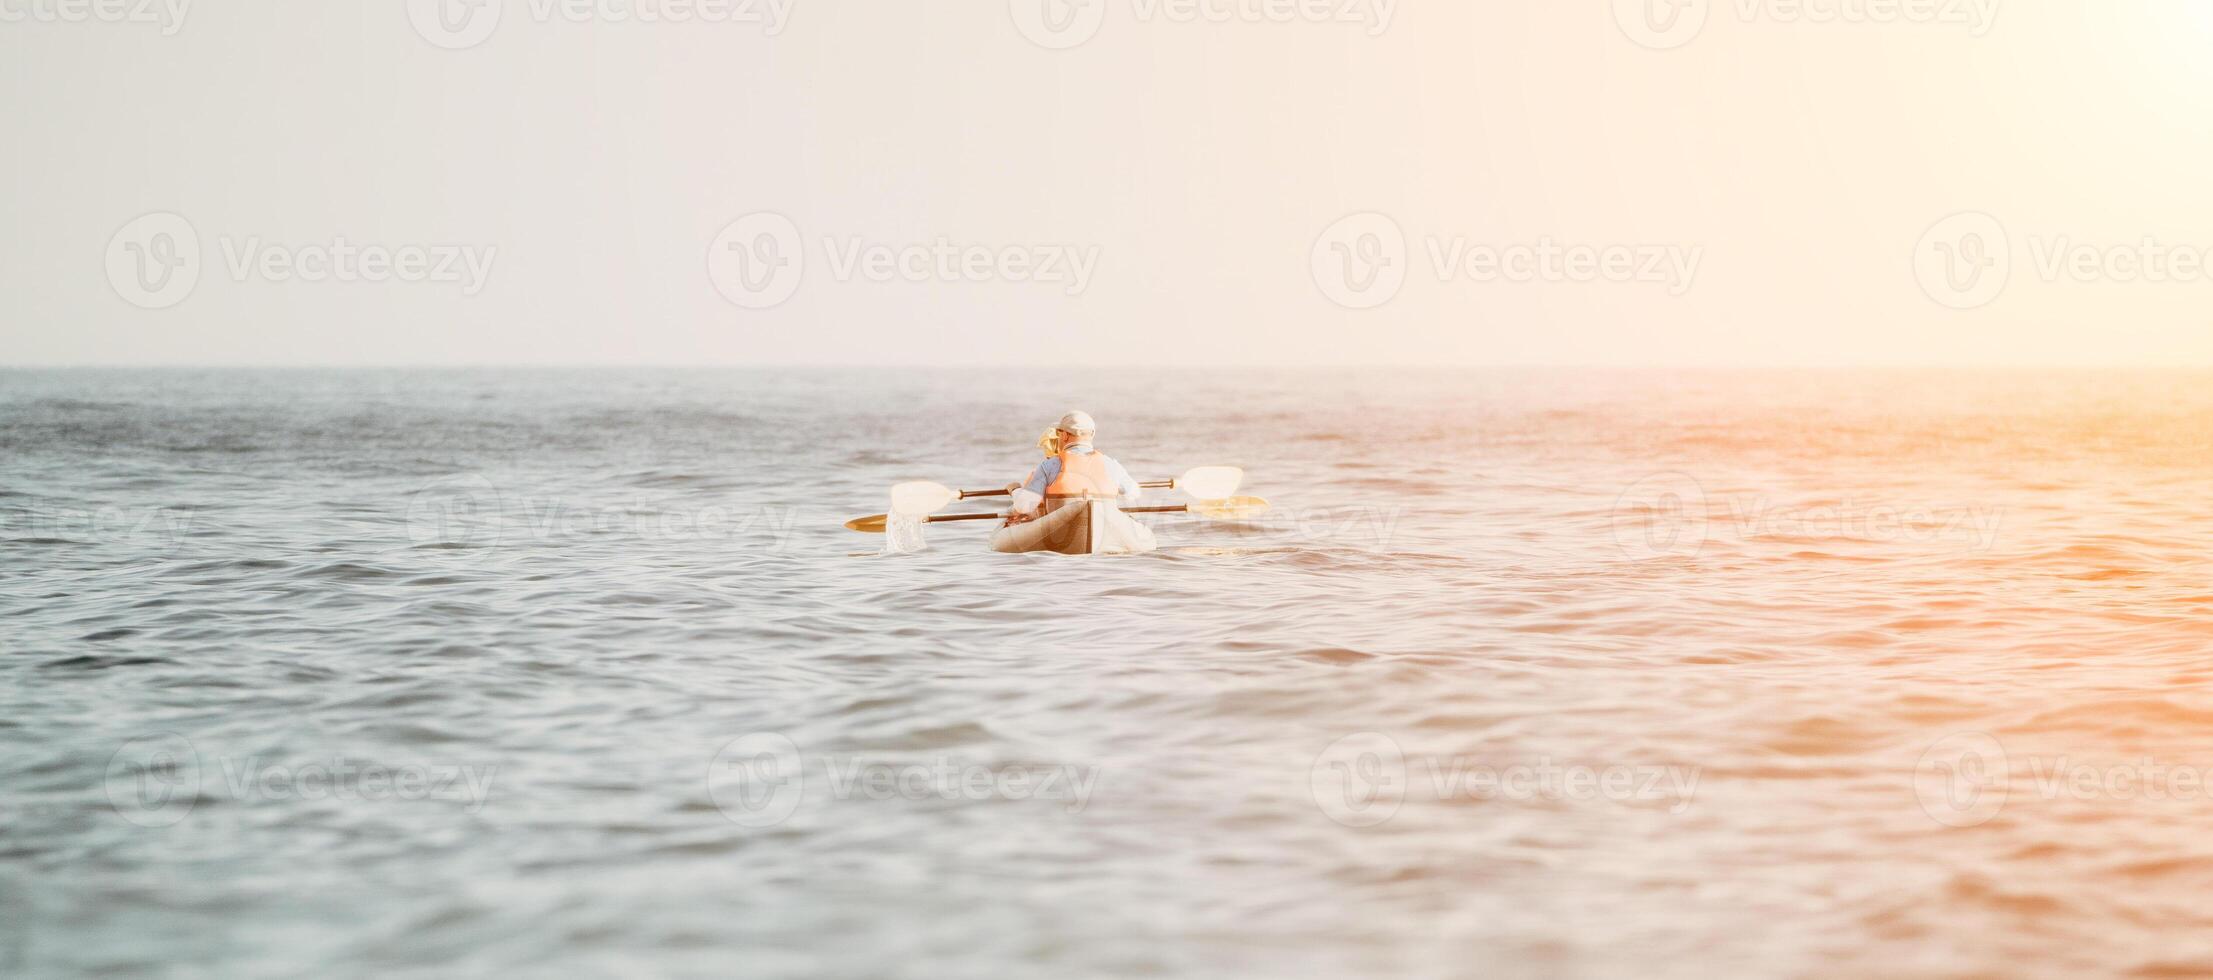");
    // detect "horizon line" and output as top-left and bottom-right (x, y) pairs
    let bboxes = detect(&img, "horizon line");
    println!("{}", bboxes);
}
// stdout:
(8, 362), (2213, 372)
